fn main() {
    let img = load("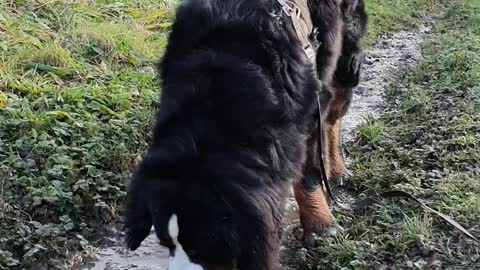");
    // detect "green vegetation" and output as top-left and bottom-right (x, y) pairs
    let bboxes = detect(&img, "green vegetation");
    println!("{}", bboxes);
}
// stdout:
(0, 1), (175, 268)
(365, 0), (441, 44)
(289, 0), (480, 268)
(357, 114), (385, 145)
